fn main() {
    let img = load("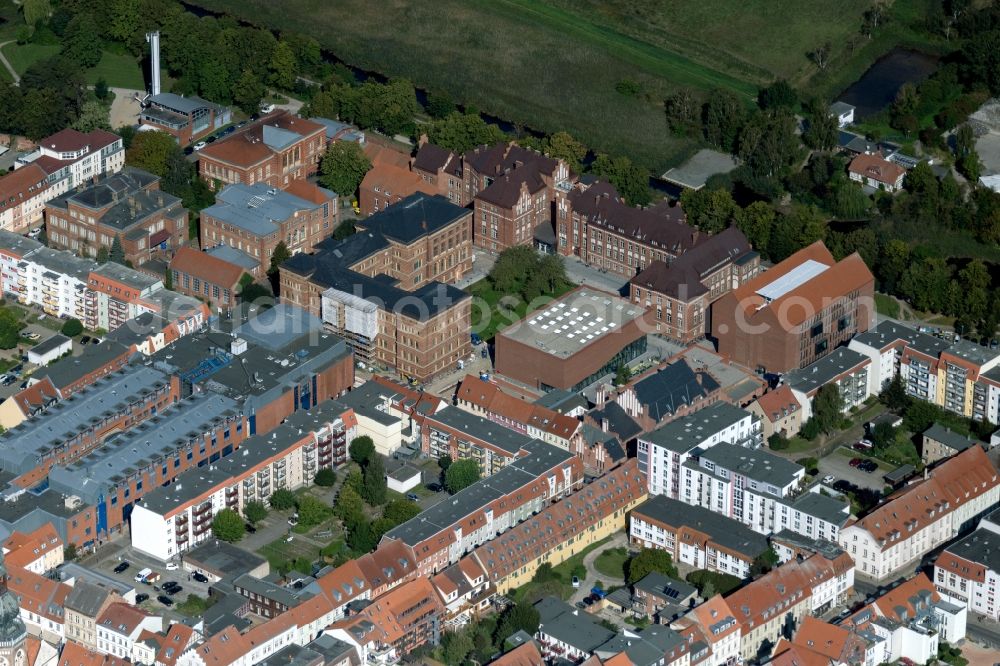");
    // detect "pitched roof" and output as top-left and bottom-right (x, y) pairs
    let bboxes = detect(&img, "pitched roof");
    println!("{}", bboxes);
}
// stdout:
(157, 623), (196, 666)
(456, 374), (580, 439)
(64, 580), (114, 617)
(360, 162), (438, 202)
(792, 616), (867, 663)
(283, 179), (336, 205)
(476, 162), (548, 208)
(848, 152), (905, 185)
(487, 642), (543, 666)
(40, 129), (119, 154)
(631, 495), (770, 560)
(199, 111), (323, 167)
(0, 164), (48, 207)
(851, 446), (999, 549)
(858, 573), (939, 624)
(169, 247), (245, 290)
(97, 602), (150, 636)
(753, 385), (800, 424)
(363, 141), (411, 170)
(6, 564), (71, 623)
(3, 523), (63, 569)
(569, 181), (695, 253)
(630, 226), (753, 300)
(768, 639), (832, 666)
(630, 359), (719, 422)
(412, 143), (456, 174)
(58, 642), (130, 666)
(721, 242), (873, 328)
